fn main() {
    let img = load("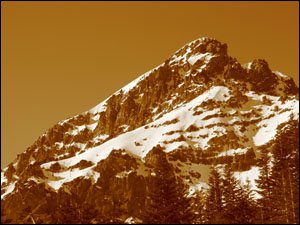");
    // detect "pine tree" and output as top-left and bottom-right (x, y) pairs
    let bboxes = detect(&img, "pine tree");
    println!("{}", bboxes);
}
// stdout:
(255, 147), (274, 224)
(192, 189), (206, 224)
(100, 194), (128, 224)
(281, 119), (299, 224)
(234, 179), (258, 224)
(56, 198), (81, 224)
(175, 179), (195, 224)
(289, 121), (299, 224)
(204, 166), (223, 224)
(220, 163), (258, 224)
(53, 198), (99, 224)
(80, 202), (99, 224)
(144, 170), (193, 224)
(143, 146), (194, 224)
(255, 118), (299, 224)
(221, 163), (242, 224)
(269, 119), (299, 224)
(270, 145), (289, 224)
